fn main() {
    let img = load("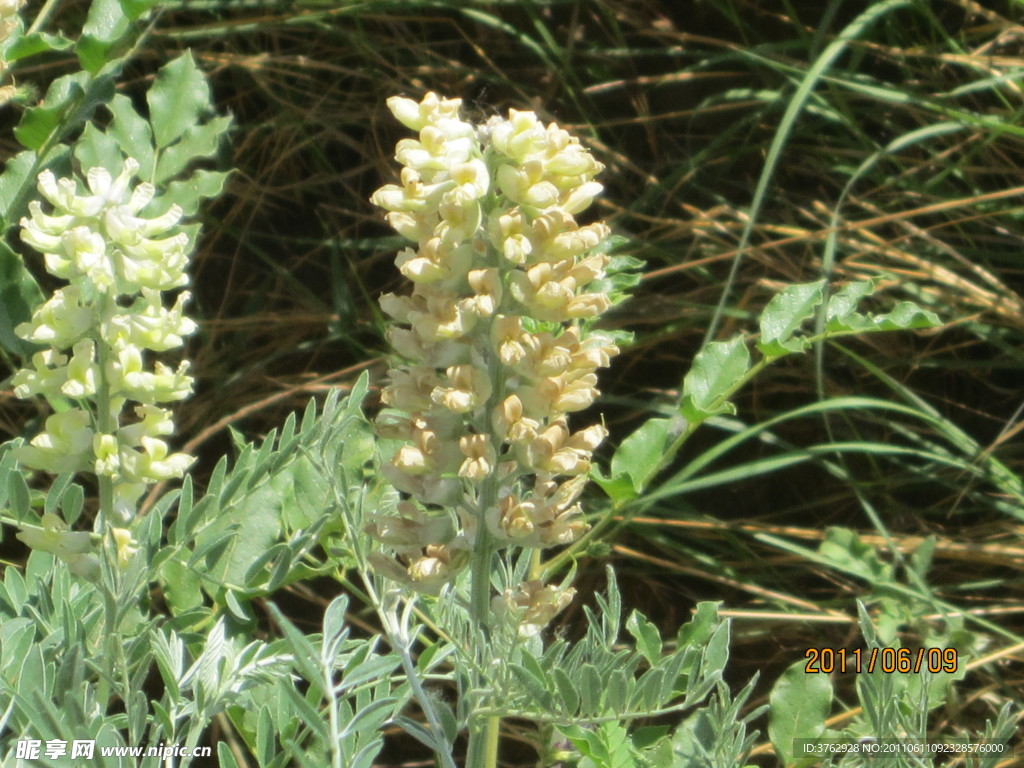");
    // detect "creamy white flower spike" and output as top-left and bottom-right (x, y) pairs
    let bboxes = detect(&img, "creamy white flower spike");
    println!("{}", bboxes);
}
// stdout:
(369, 92), (619, 634)
(14, 158), (197, 537)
